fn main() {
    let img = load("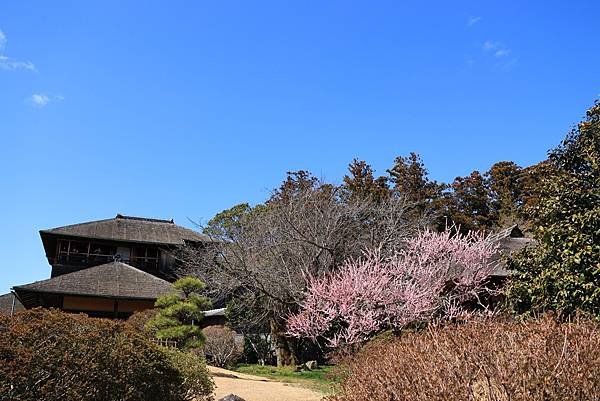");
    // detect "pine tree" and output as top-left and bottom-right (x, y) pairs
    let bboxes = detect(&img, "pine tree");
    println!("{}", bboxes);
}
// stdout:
(146, 277), (212, 349)
(387, 153), (444, 223)
(485, 161), (523, 227)
(343, 159), (389, 202)
(447, 171), (497, 233)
